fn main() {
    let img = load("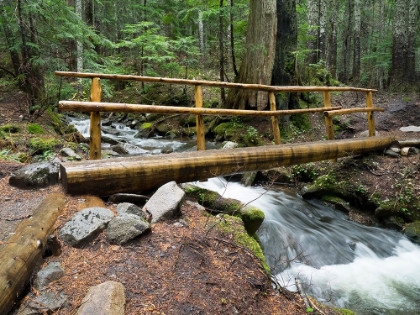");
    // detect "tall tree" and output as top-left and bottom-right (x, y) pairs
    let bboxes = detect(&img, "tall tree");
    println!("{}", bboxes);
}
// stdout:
(352, 0), (361, 83)
(225, 0), (277, 110)
(272, 0), (299, 115)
